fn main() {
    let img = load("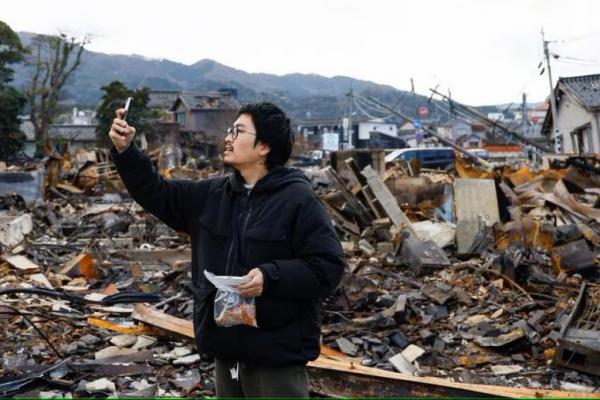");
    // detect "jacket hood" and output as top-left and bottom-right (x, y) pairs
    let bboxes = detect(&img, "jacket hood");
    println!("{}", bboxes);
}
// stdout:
(228, 166), (310, 194)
